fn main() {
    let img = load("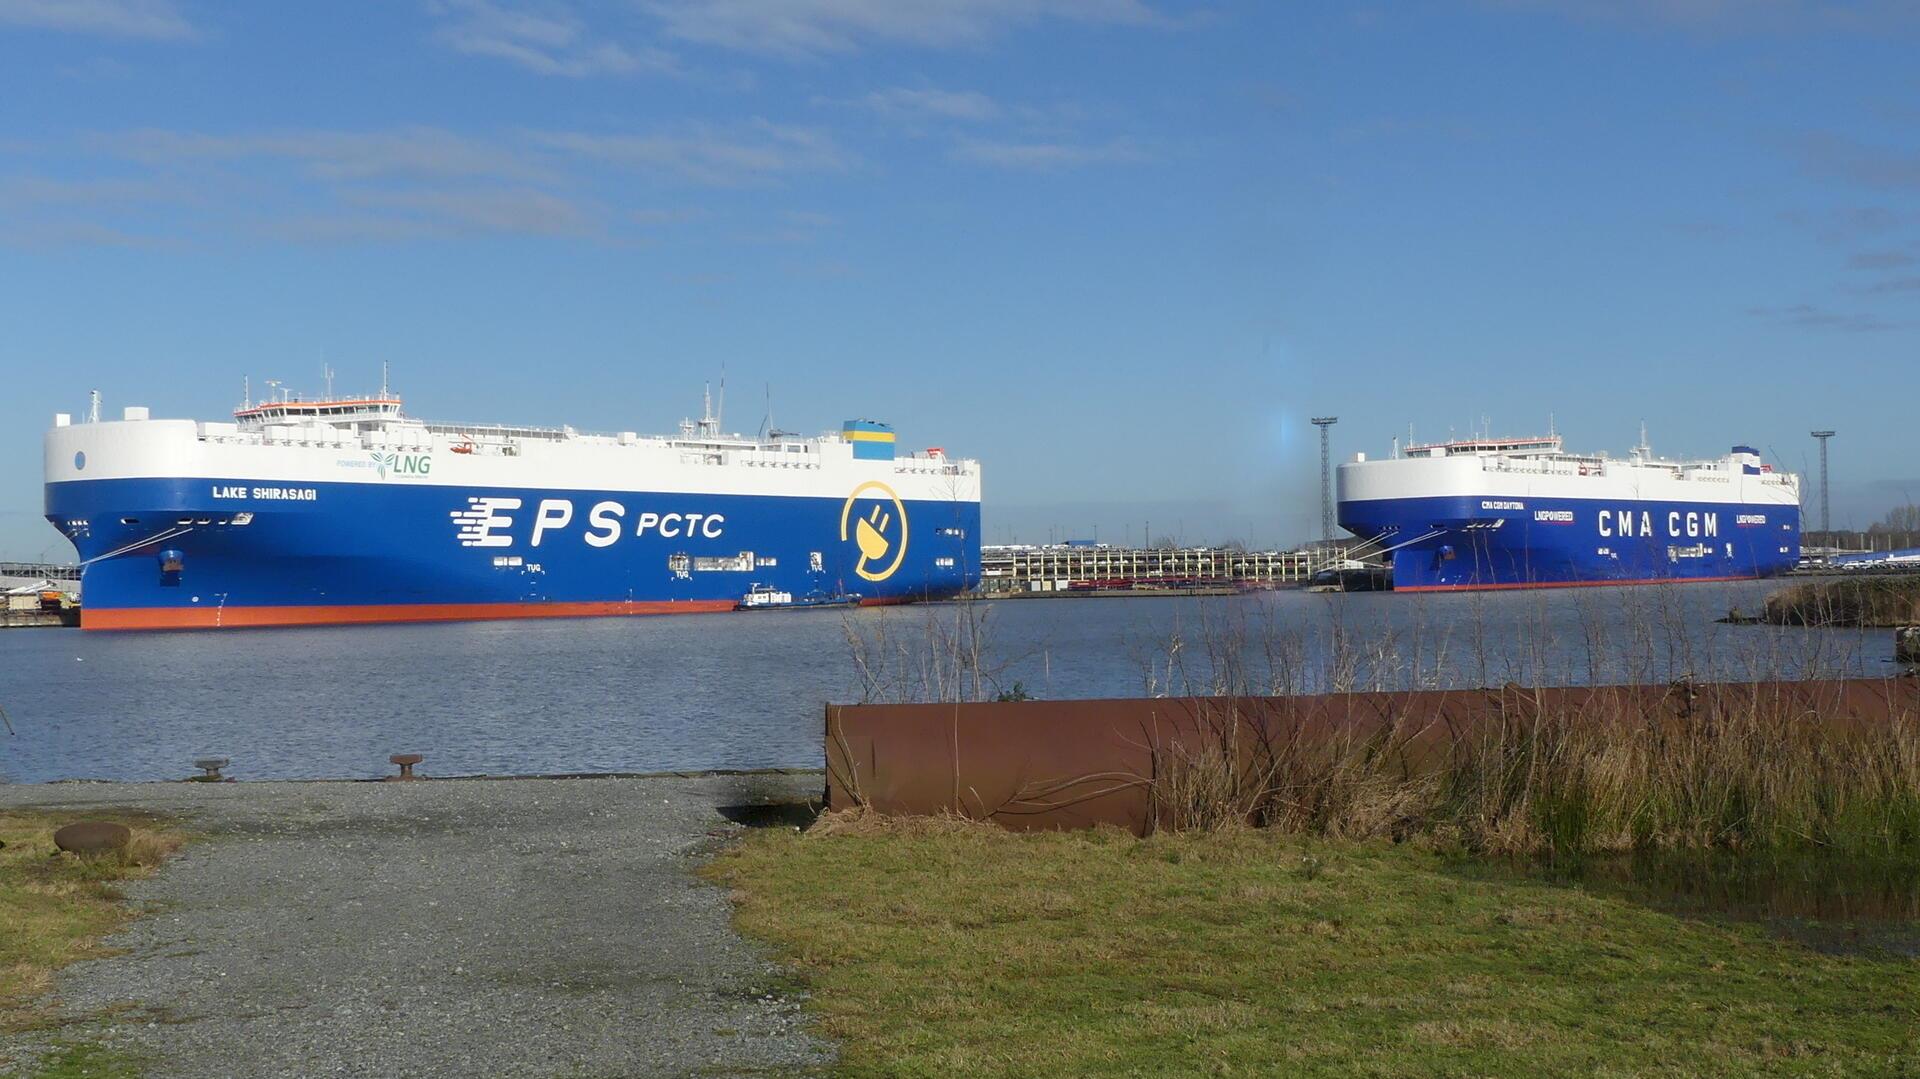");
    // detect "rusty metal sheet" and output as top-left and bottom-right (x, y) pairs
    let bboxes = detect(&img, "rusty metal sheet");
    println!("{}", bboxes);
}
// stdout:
(824, 678), (1920, 835)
